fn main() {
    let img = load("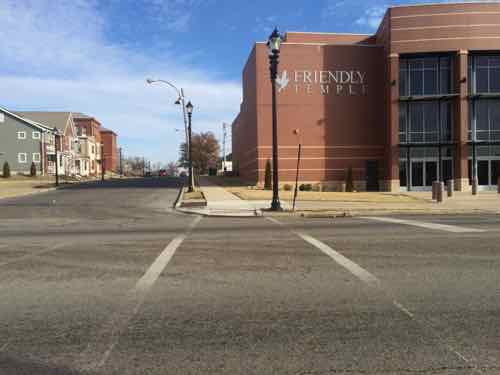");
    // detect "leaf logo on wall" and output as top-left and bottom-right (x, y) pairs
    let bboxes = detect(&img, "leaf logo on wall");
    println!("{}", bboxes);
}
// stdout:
(275, 70), (289, 93)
